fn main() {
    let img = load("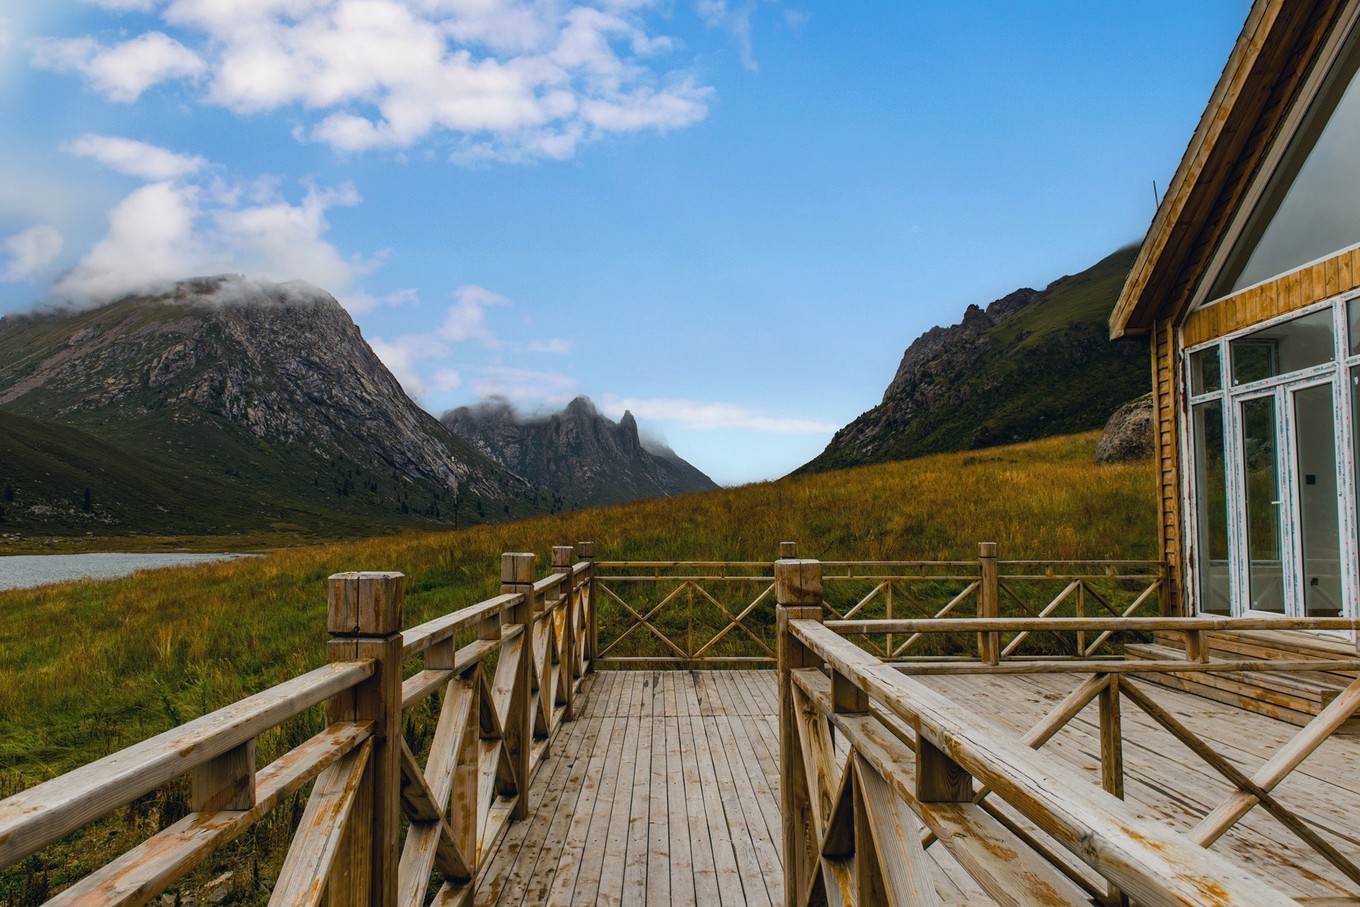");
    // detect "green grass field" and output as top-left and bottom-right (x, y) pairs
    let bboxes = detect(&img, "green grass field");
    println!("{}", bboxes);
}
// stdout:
(0, 430), (1155, 903)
